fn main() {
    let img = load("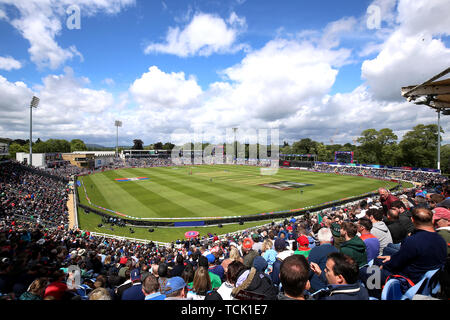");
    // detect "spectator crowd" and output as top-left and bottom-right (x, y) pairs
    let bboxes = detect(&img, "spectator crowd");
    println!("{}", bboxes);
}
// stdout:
(0, 160), (449, 301)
